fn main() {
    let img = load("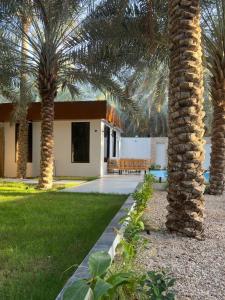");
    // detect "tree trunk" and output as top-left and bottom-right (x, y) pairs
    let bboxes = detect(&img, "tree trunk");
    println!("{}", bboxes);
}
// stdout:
(16, 113), (28, 178)
(209, 76), (225, 195)
(166, 0), (205, 238)
(38, 56), (57, 189)
(16, 16), (30, 178)
(38, 94), (55, 189)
